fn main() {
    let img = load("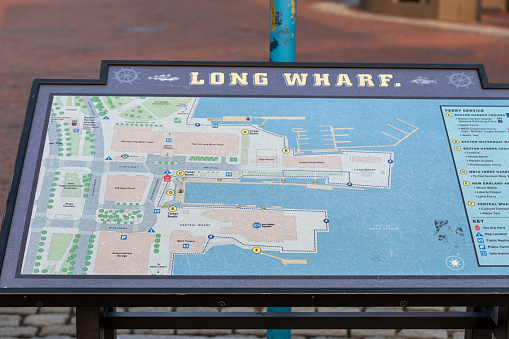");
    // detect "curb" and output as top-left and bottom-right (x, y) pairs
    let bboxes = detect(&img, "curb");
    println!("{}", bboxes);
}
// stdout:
(309, 2), (509, 38)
